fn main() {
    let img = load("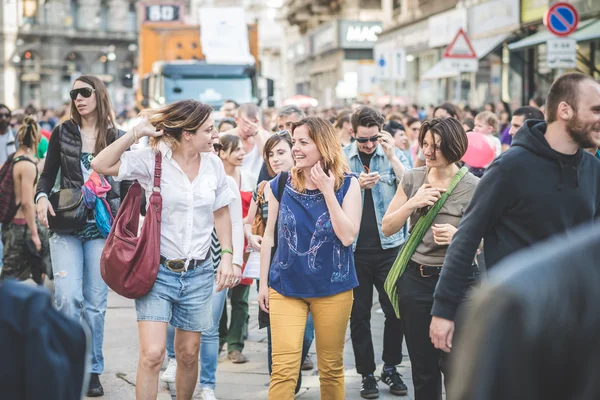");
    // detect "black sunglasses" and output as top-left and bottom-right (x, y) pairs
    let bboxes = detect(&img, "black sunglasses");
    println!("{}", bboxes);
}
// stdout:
(355, 135), (380, 144)
(70, 87), (95, 100)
